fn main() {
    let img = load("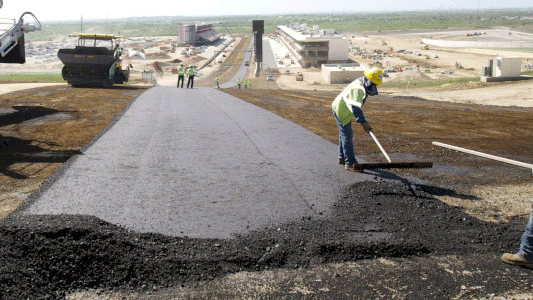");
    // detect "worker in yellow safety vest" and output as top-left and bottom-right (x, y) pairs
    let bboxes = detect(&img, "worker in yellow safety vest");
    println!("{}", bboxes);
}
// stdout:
(177, 64), (185, 88)
(186, 65), (196, 89)
(237, 78), (242, 89)
(331, 67), (383, 172)
(215, 74), (220, 88)
(247, 78), (252, 89)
